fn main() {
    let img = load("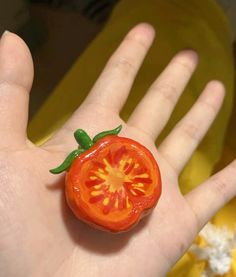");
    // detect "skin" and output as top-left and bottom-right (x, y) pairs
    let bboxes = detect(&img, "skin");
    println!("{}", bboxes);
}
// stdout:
(0, 24), (235, 277)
